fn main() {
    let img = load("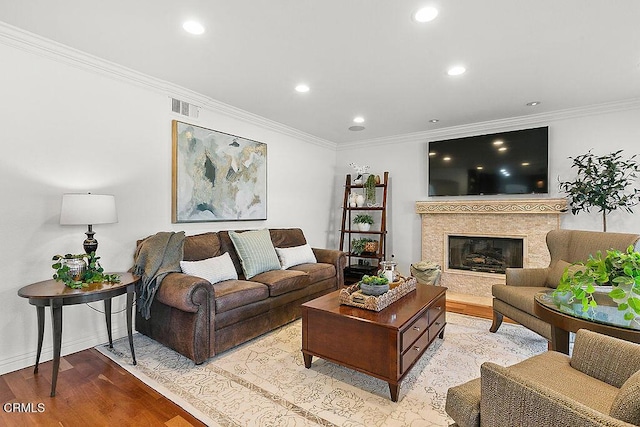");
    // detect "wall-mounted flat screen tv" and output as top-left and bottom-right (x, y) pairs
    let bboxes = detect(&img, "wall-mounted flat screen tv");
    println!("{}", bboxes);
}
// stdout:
(428, 126), (549, 196)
